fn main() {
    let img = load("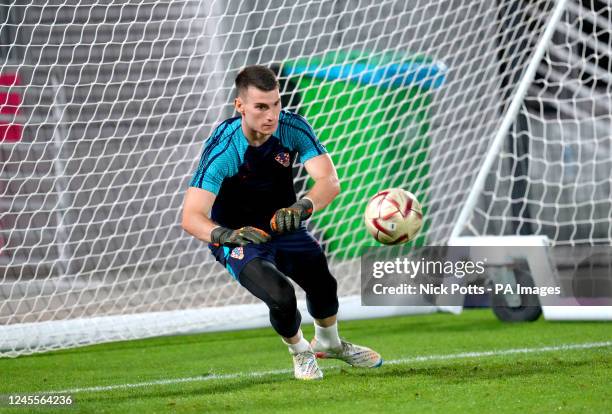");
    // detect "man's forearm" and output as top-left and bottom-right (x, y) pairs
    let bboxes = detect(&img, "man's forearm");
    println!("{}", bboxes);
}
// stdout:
(181, 212), (219, 244)
(304, 175), (341, 212)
